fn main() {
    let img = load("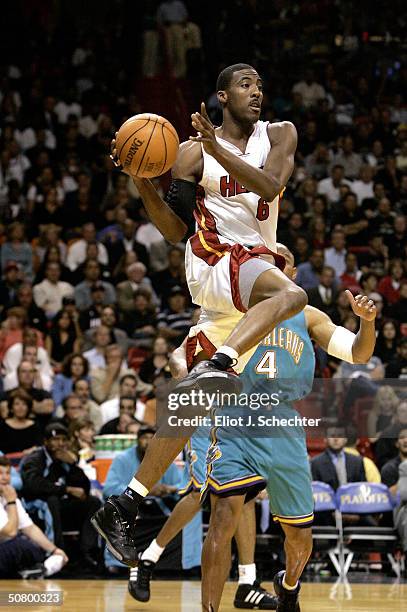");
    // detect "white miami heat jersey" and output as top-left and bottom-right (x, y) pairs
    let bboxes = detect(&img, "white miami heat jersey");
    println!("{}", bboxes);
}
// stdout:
(198, 120), (279, 250)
